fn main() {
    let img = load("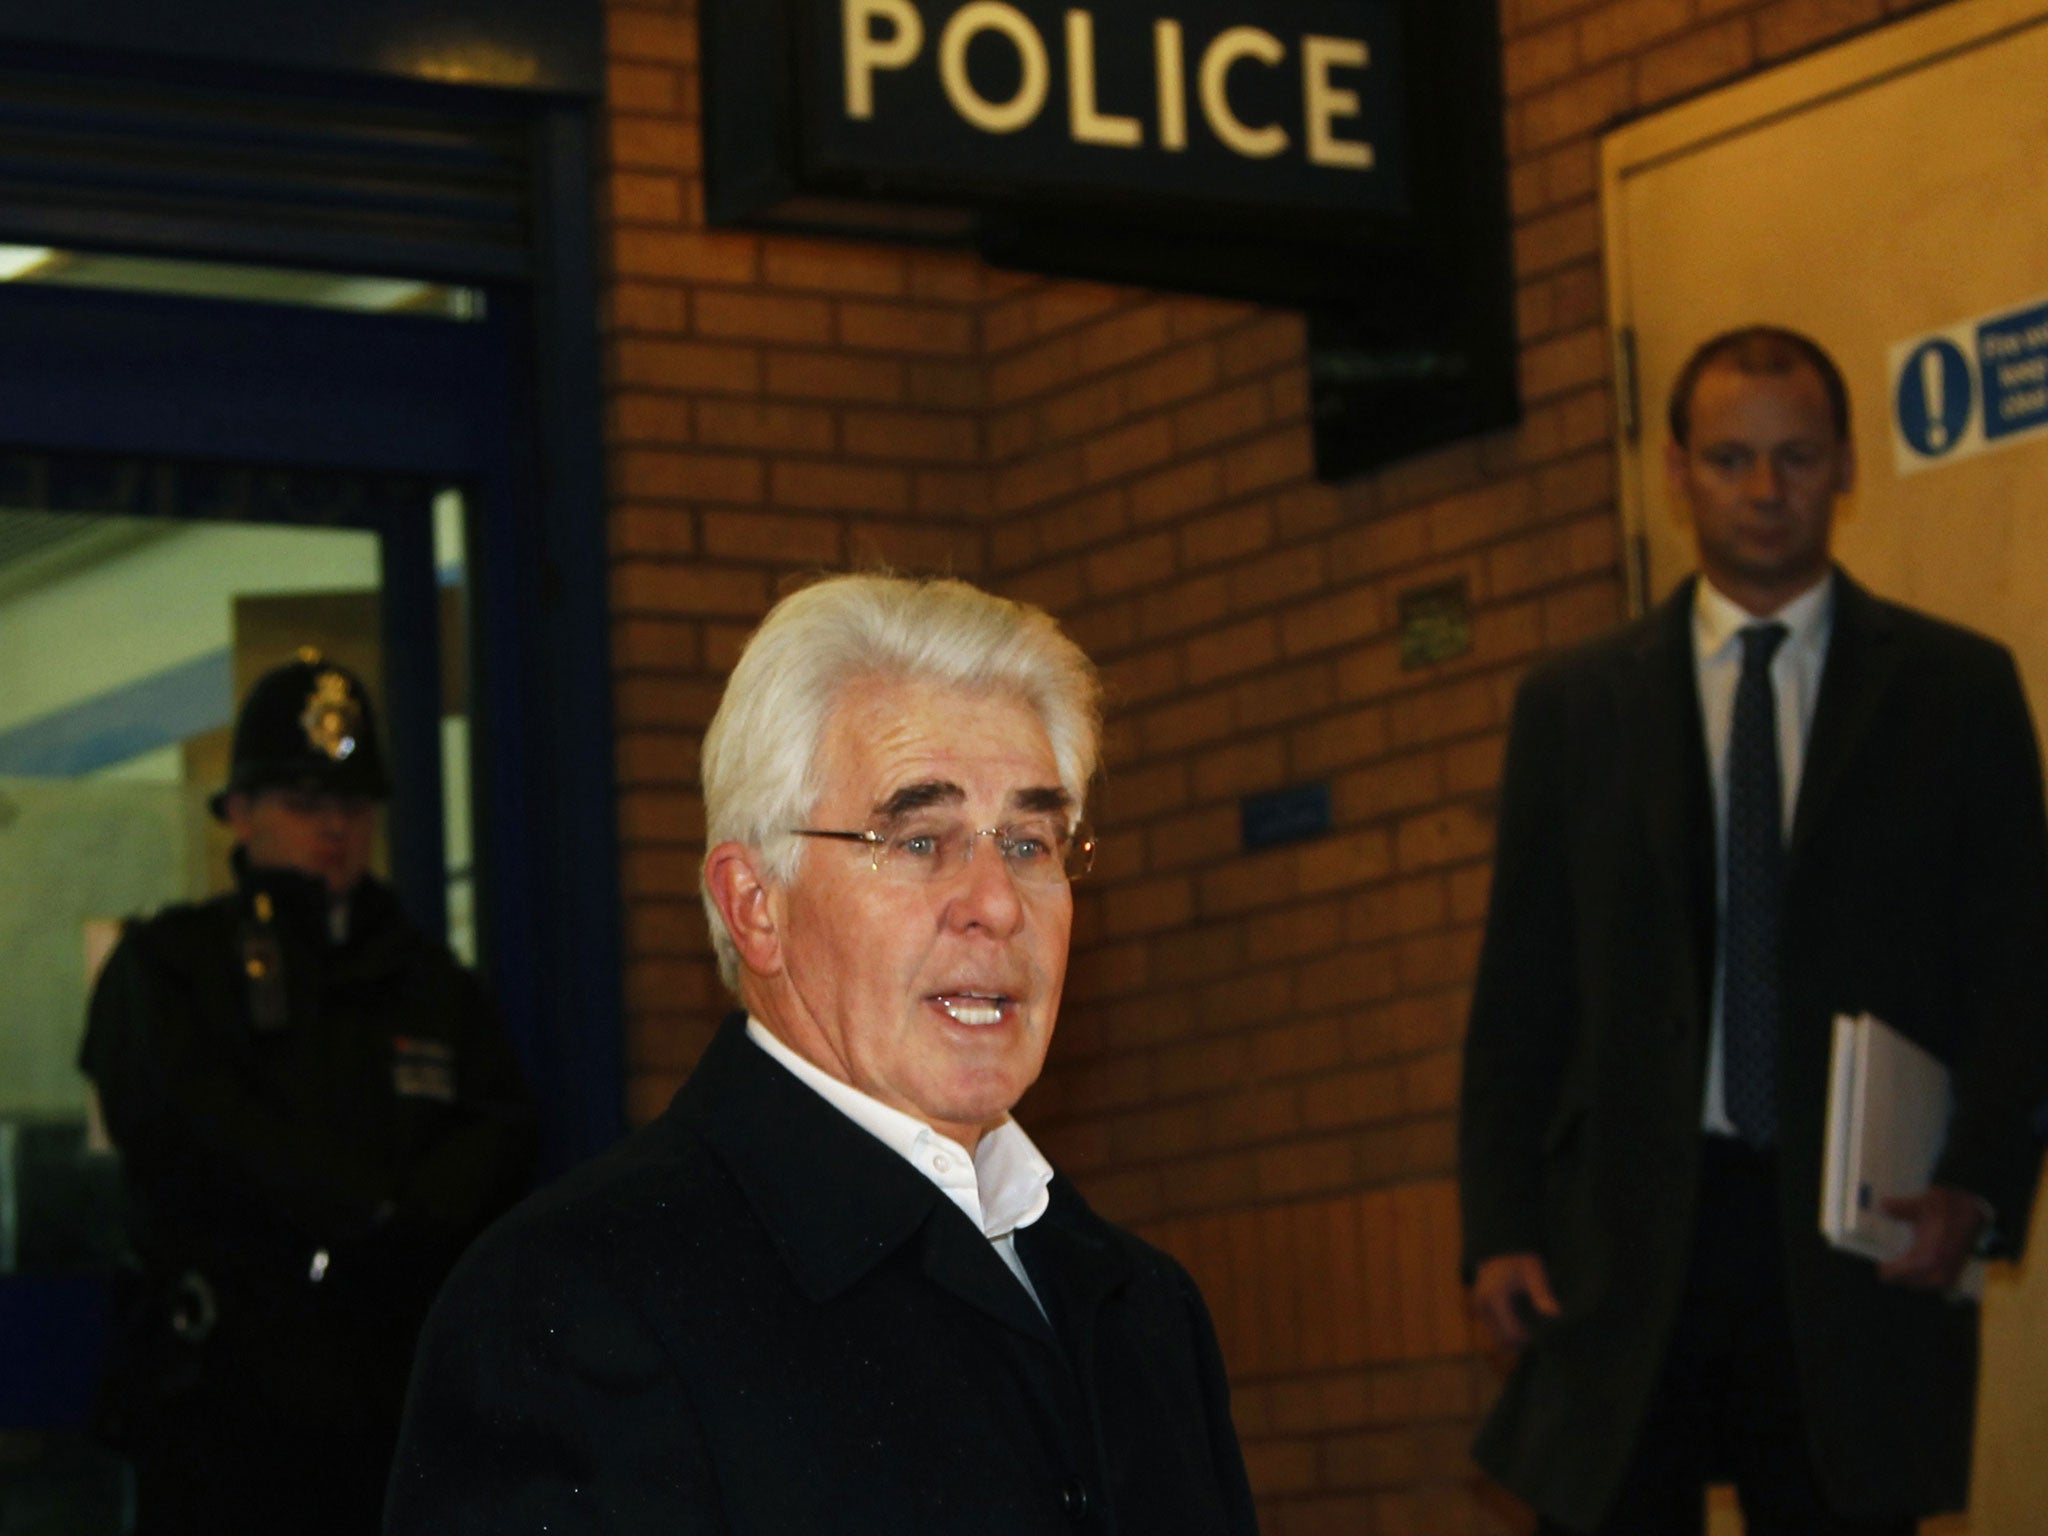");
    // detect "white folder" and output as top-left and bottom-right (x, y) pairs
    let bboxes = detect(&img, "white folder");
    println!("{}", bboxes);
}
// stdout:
(1821, 1010), (1984, 1297)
